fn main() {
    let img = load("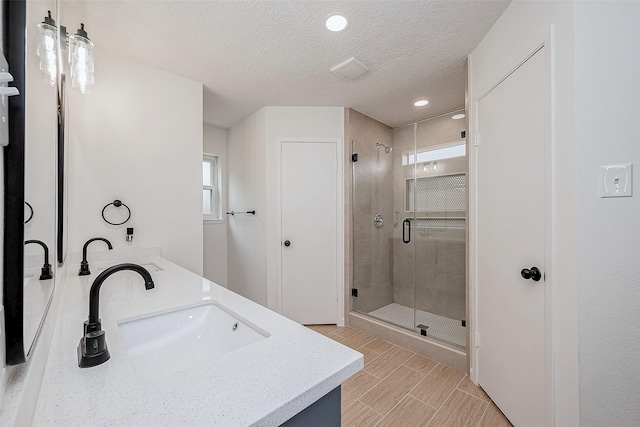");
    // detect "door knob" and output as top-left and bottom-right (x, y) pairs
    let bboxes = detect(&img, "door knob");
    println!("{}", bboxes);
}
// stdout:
(520, 267), (541, 281)
(284, 240), (291, 247)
